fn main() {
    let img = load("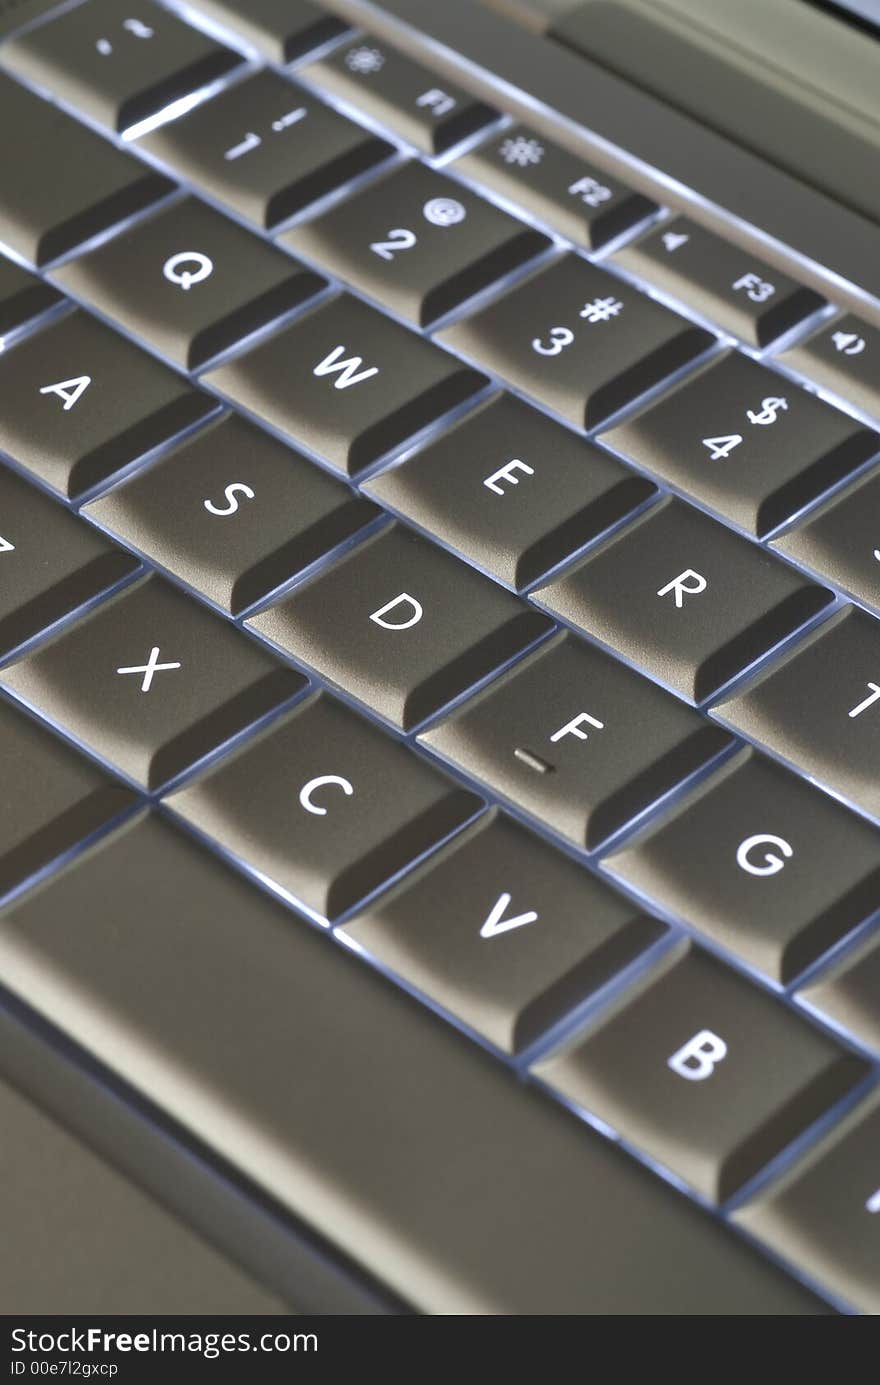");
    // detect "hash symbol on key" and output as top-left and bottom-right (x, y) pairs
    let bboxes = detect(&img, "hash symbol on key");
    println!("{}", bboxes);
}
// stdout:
(580, 297), (623, 324)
